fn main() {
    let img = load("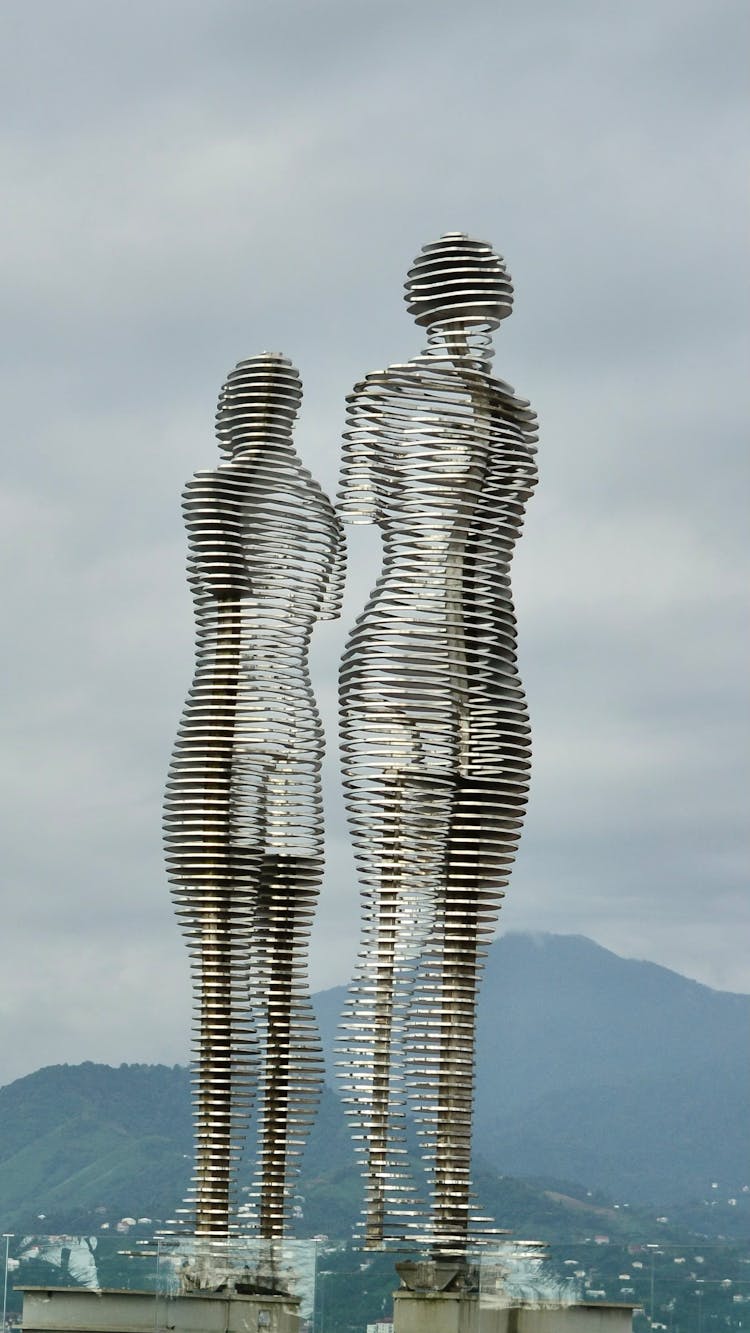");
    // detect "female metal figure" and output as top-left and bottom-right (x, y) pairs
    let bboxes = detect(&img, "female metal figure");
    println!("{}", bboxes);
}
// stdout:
(165, 355), (345, 1237)
(337, 235), (538, 1253)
